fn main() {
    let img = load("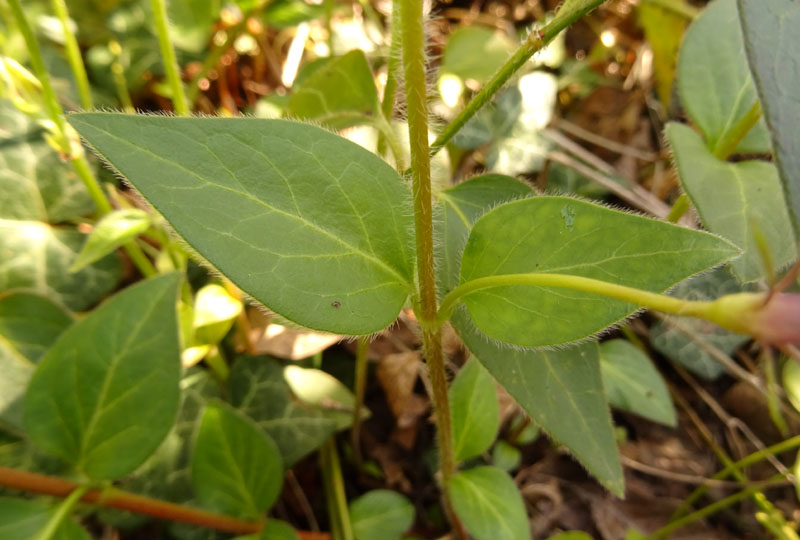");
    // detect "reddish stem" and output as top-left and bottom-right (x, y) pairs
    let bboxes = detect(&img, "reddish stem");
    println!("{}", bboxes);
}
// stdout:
(0, 467), (329, 540)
